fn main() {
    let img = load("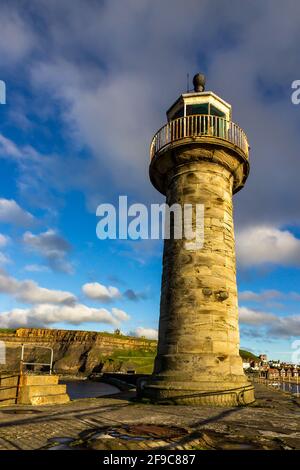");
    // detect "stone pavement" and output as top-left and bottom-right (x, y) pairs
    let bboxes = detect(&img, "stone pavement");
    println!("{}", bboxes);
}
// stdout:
(0, 383), (299, 450)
